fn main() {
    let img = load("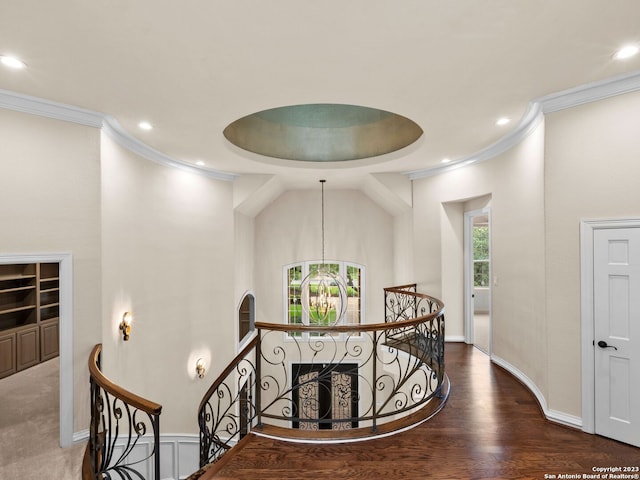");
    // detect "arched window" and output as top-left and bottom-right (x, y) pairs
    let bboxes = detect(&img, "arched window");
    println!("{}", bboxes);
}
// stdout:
(284, 261), (364, 338)
(238, 293), (255, 344)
